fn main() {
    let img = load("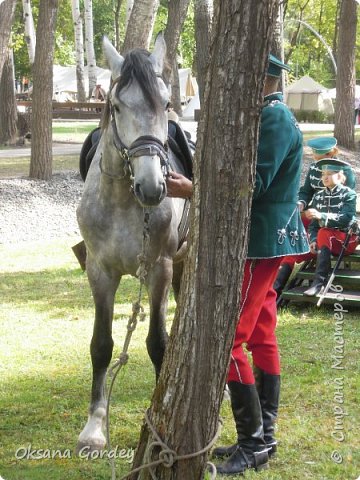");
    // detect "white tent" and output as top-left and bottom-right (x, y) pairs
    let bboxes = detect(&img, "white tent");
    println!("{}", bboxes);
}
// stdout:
(181, 92), (200, 119)
(52, 64), (198, 103)
(52, 65), (111, 100)
(285, 75), (334, 114)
